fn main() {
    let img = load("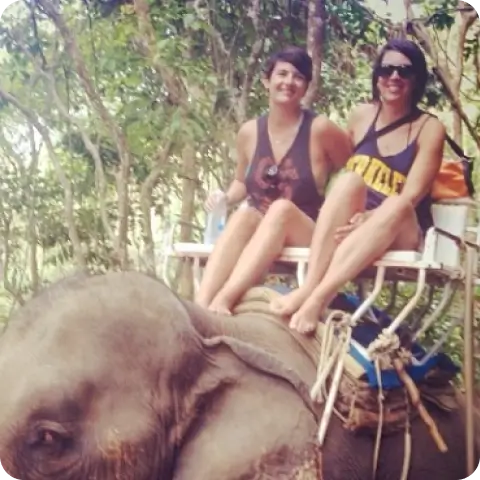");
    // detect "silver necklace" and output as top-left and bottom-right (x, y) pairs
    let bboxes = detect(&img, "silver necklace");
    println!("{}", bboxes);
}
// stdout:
(269, 112), (304, 145)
